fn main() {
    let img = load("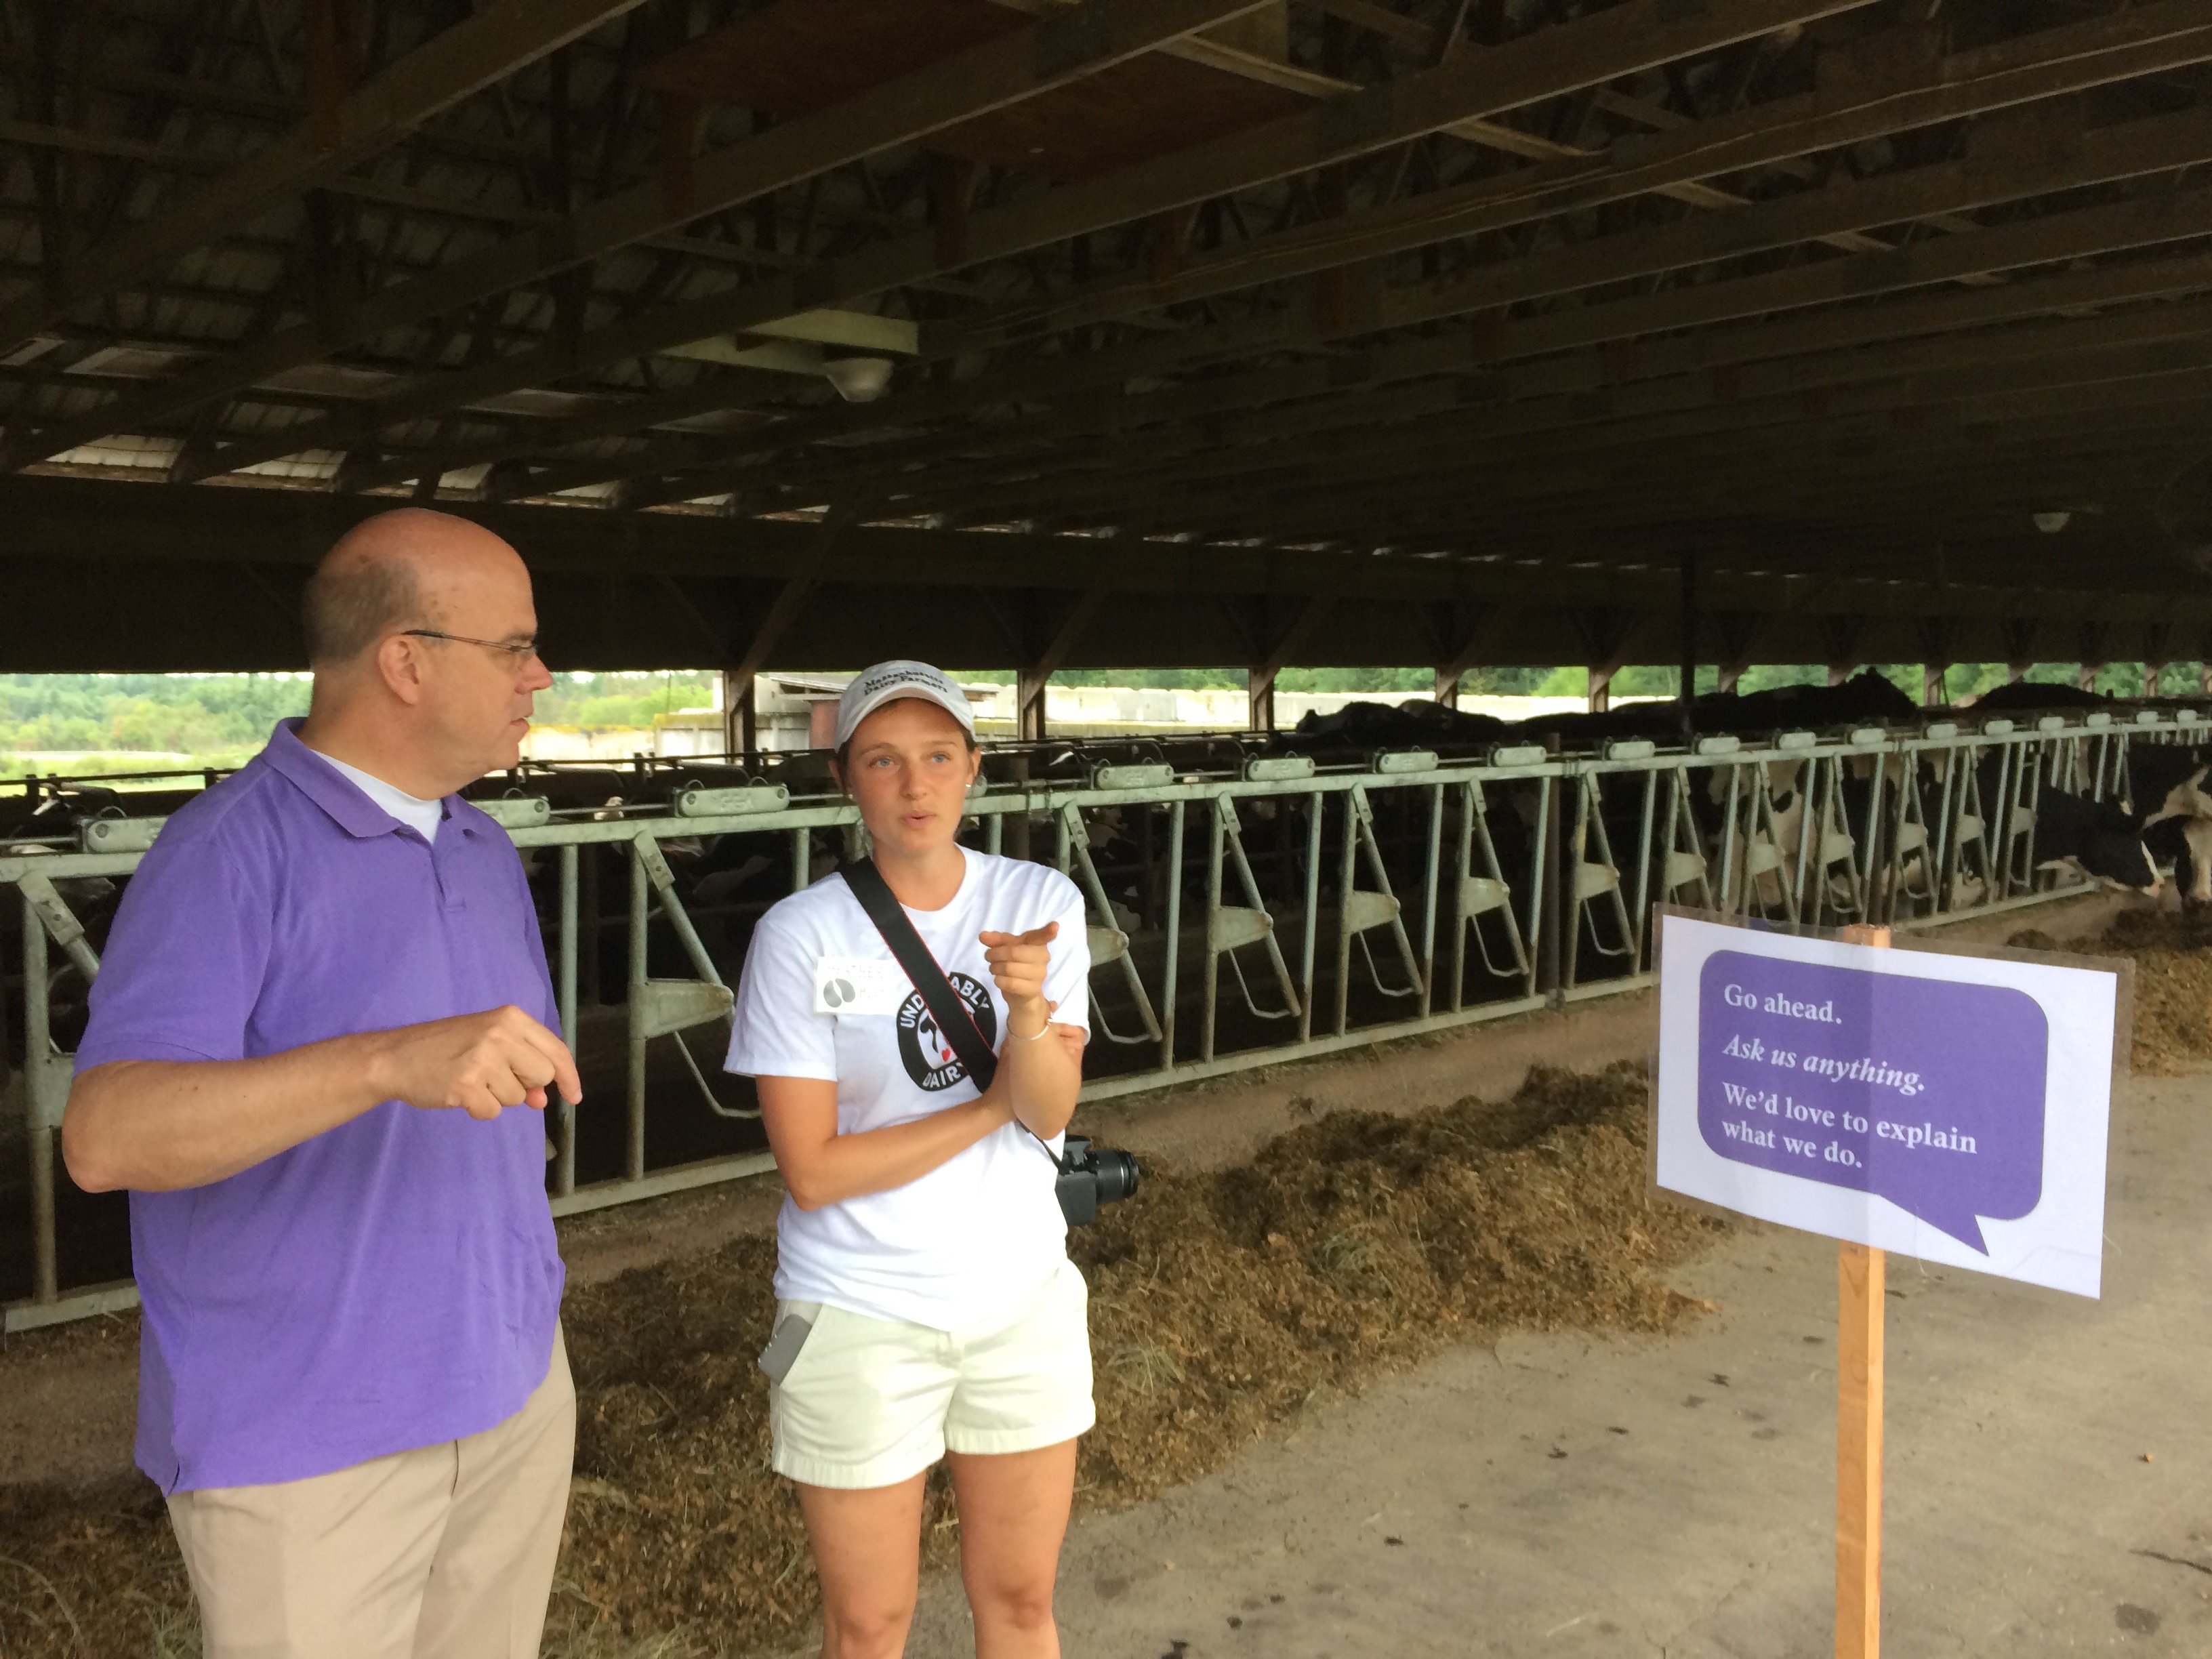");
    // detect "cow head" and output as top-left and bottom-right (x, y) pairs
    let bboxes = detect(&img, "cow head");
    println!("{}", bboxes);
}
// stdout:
(2081, 827), (2160, 893)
